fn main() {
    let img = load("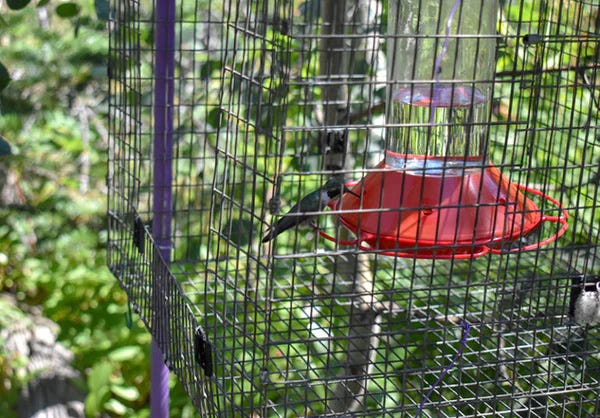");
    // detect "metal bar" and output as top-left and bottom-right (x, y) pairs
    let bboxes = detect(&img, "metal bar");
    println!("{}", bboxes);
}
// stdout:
(151, 0), (176, 415)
